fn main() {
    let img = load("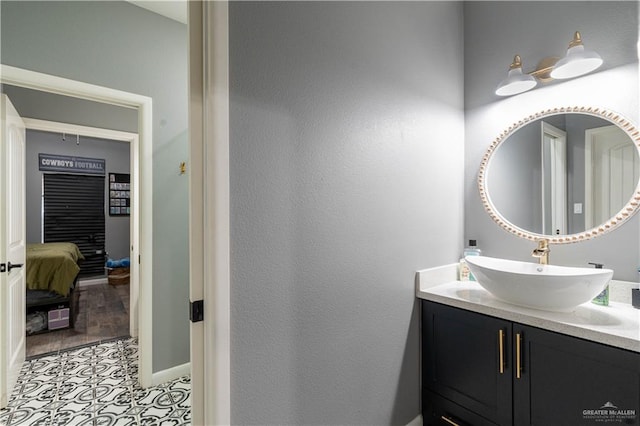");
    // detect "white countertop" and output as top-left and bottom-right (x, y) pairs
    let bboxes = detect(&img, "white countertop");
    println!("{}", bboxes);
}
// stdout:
(416, 264), (640, 353)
